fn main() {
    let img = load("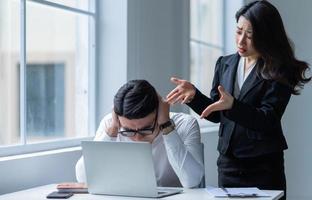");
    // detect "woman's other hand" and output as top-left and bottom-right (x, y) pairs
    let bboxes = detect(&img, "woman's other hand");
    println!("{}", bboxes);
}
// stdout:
(166, 77), (196, 104)
(200, 85), (234, 118)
